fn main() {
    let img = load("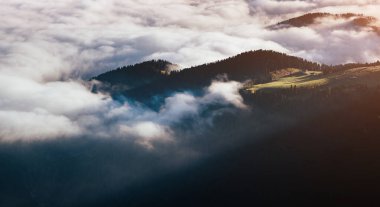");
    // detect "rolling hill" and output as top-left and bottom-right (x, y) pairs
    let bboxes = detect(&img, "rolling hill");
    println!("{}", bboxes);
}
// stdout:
(91, 50), (330, 102)
(91, 49), (380, 104)
(245, 65), (380, 94)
